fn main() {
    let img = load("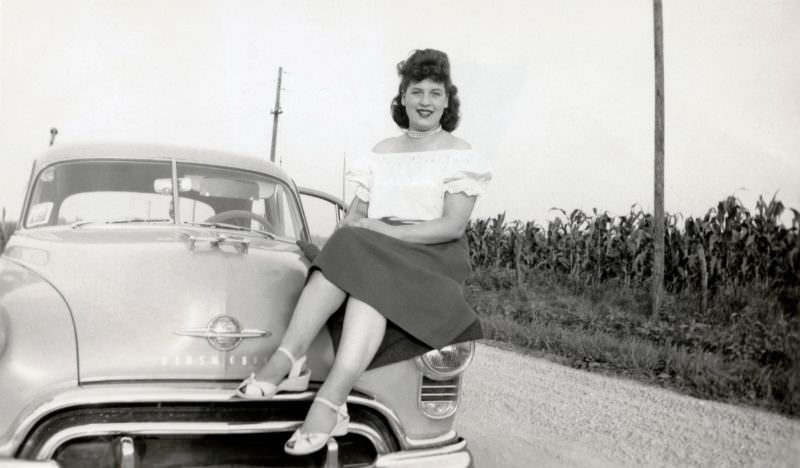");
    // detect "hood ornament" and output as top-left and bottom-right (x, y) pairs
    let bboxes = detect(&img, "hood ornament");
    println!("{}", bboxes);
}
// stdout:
(175, 315), (270, 351)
